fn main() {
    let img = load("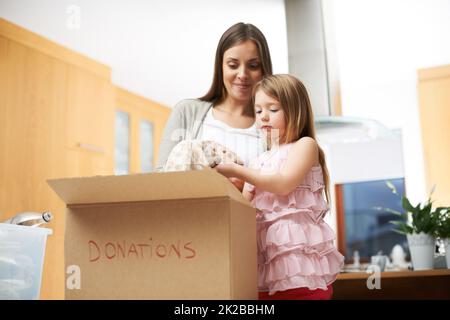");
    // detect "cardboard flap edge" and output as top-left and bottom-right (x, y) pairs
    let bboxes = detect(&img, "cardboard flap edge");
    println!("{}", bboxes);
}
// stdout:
(47, 169), (250, 206)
